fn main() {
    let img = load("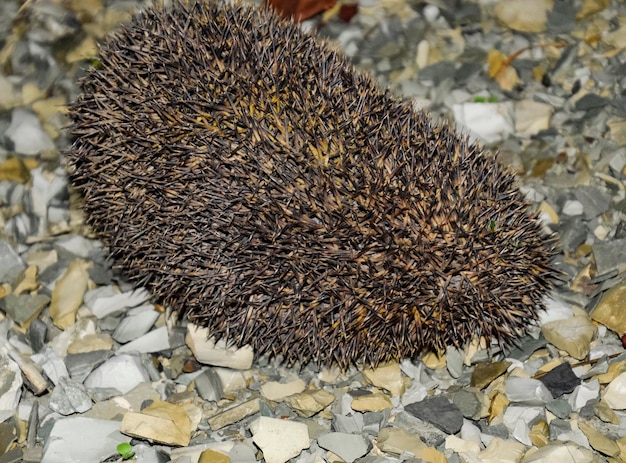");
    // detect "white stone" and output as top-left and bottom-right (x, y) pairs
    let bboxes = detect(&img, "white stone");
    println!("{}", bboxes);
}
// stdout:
(538, 296), (574, 324)
(118, 325), (170, 354)
(90, 288), (151, 319)
(84, 354), (150, 394)
(569, 379), (600, 411)
(445, 435), (480, 454)
(5, 108), (55, 155)
(453, 102), (514, 145)
(562, 200), (584, 216)
(186, 324), (253, 370)
(505, 377), (553, 404)
(250, 417), (310, 463)
(603, 372), (626, 409)
(113, 305), (159, 343)
(41, 417), (129, 463)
